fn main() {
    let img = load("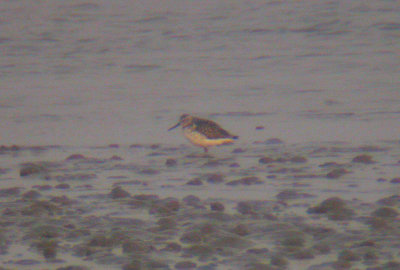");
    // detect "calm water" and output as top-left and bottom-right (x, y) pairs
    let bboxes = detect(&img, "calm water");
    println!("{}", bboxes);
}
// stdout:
(0, 0), (399, 146)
